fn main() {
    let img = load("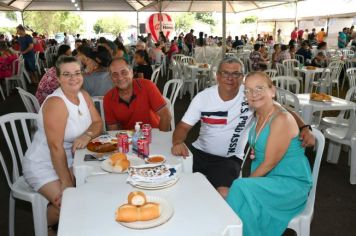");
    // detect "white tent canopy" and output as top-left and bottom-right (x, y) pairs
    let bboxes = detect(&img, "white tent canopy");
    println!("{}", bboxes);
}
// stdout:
(0, 0), (299, 12)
